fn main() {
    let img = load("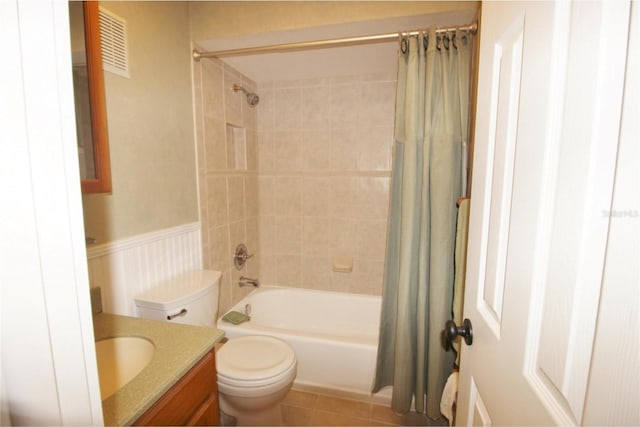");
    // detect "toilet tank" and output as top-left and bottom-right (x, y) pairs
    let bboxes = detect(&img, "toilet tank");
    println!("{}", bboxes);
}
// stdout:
(134, 270), (221, 327)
